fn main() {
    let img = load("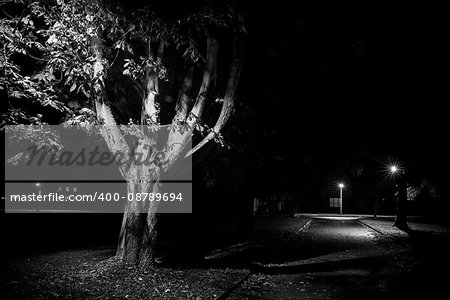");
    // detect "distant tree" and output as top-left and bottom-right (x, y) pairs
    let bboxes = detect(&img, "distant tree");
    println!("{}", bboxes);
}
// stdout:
(1, 0), (245, 267)
(407, 185), (421, 202)
(407, 179), (443, 218)
(407, 179), (441, 201)
(393, 172), (409, 230)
